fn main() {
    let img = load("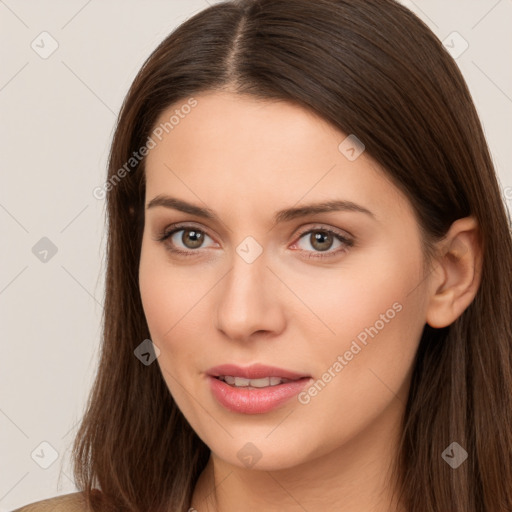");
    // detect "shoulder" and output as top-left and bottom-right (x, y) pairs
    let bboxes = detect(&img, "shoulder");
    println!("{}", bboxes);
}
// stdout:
(11, 491), (95, 512)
